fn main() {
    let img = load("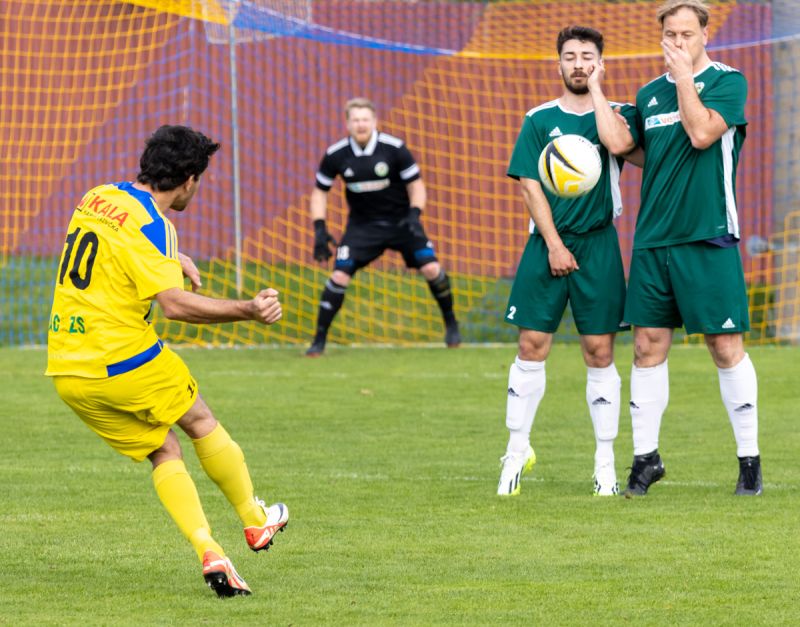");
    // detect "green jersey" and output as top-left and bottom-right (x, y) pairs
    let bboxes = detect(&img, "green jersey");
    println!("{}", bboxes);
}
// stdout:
(634, 63), (747, 249)
(507, 100), (639, 235)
